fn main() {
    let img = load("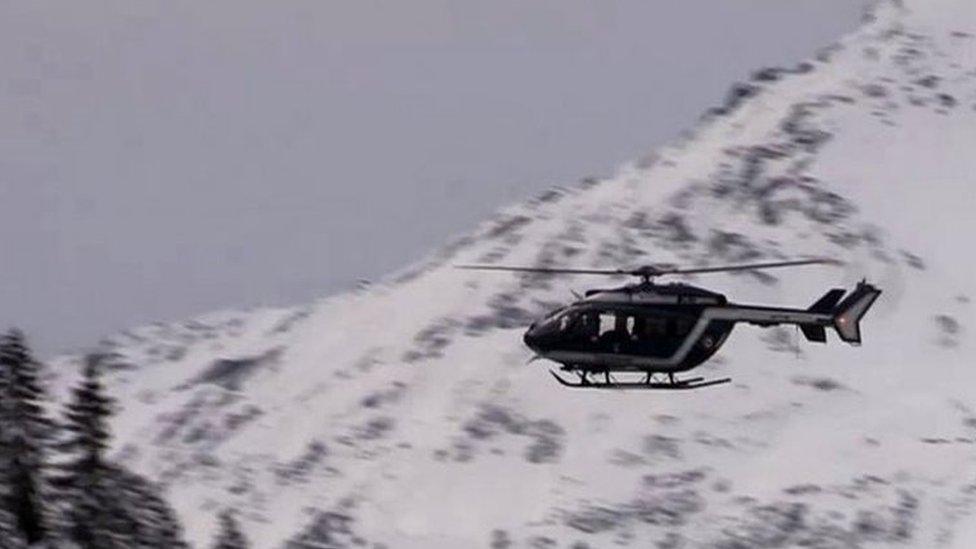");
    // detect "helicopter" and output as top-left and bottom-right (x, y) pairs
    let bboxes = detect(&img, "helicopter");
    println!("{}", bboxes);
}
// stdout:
(458, 259), (881, 390)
